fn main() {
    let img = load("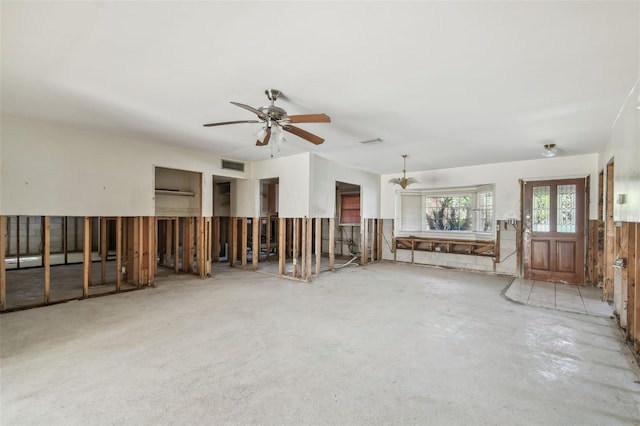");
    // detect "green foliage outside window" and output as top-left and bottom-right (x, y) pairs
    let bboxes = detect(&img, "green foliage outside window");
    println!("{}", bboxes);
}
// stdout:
(425, 196), (471, 231)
